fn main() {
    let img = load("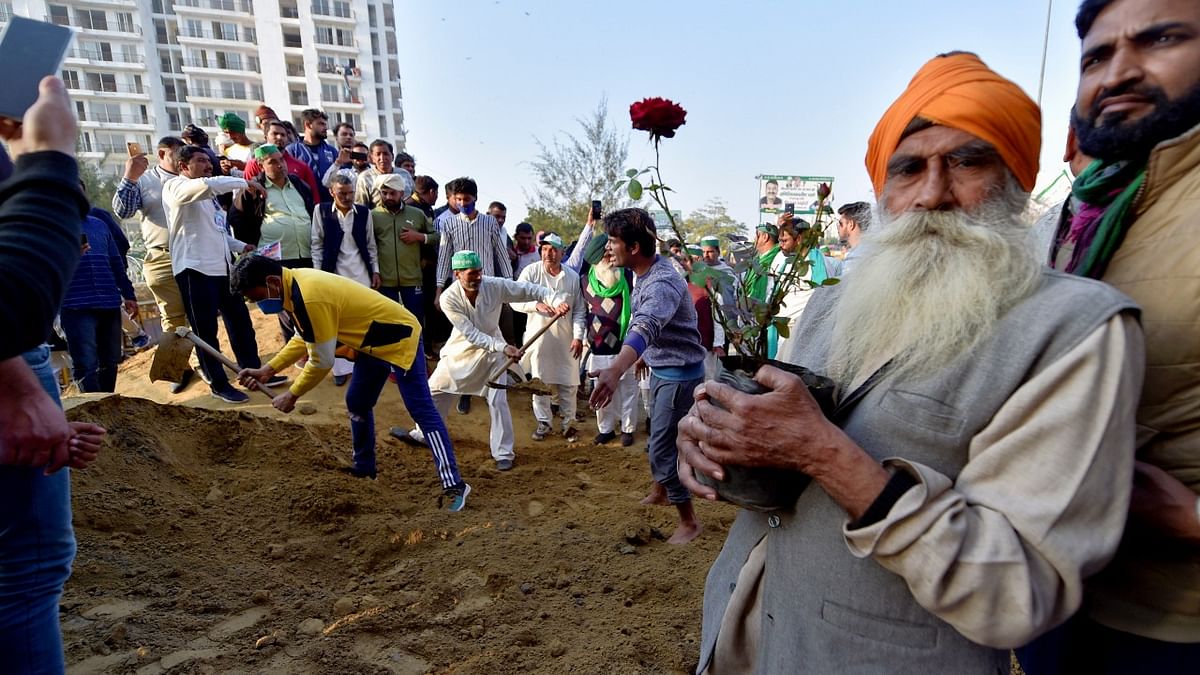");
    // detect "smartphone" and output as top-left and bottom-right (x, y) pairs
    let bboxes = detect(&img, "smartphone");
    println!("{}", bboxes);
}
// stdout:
(349, 151), (368, 161)
(590, 200), (602, 221)
(784, 203), (795, 216)
(126, 141), (143, 157)
(0, 18), (75, 120)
